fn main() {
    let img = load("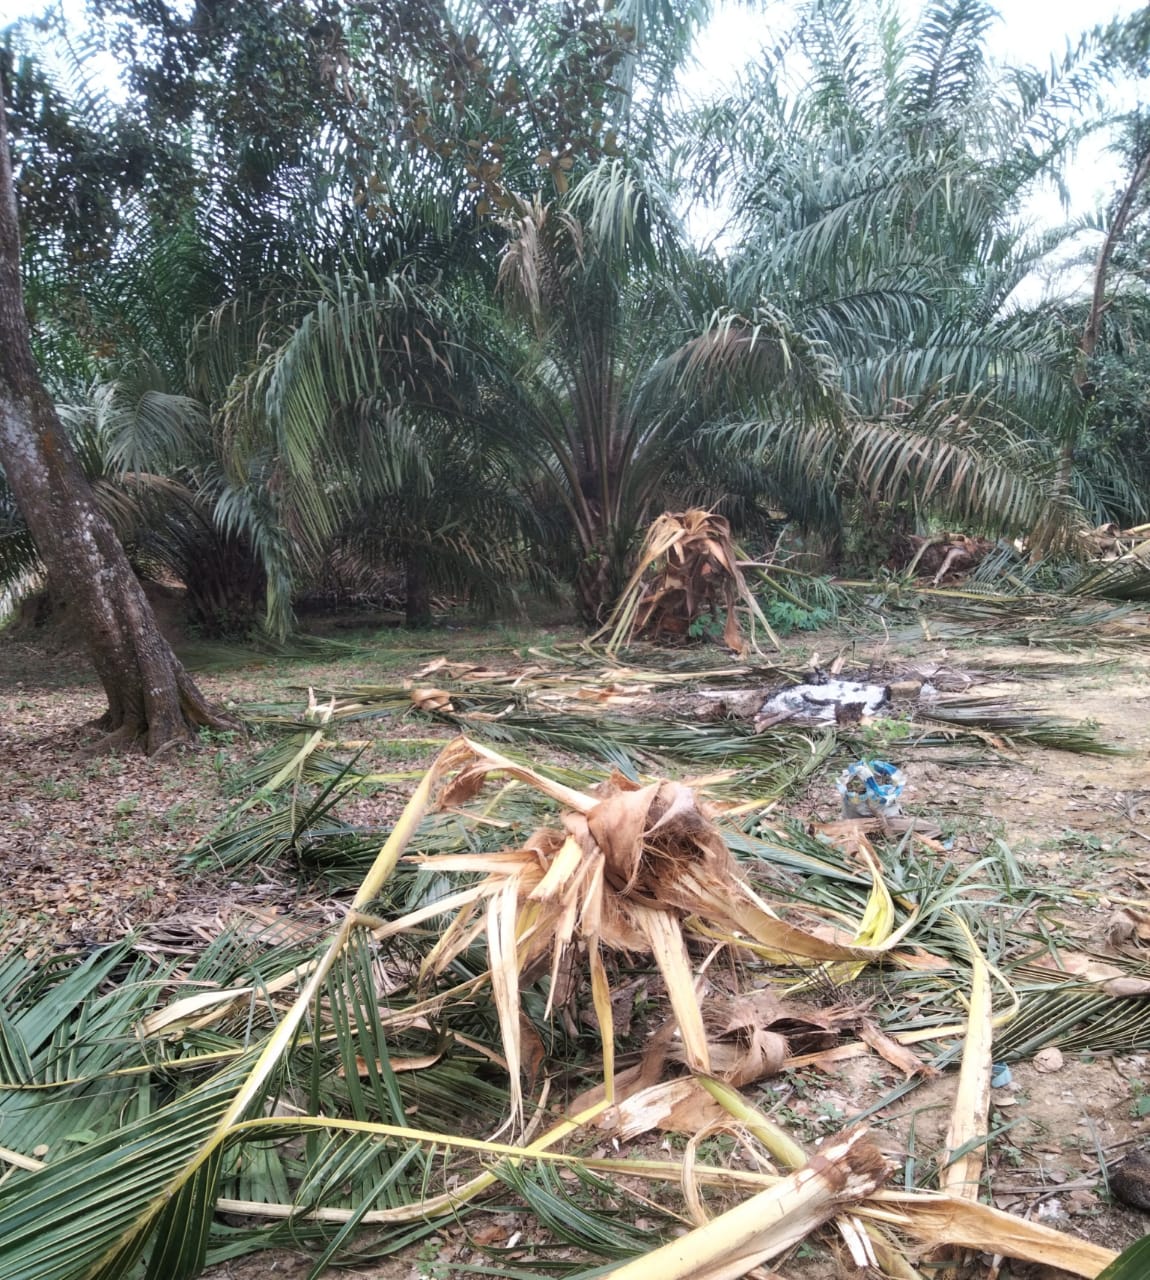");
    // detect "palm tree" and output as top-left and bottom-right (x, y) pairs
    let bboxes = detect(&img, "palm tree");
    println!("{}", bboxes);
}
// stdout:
(680, 0), (1131, 557)
(193, 0), (815, 627)
(455, 170), (841, 617)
